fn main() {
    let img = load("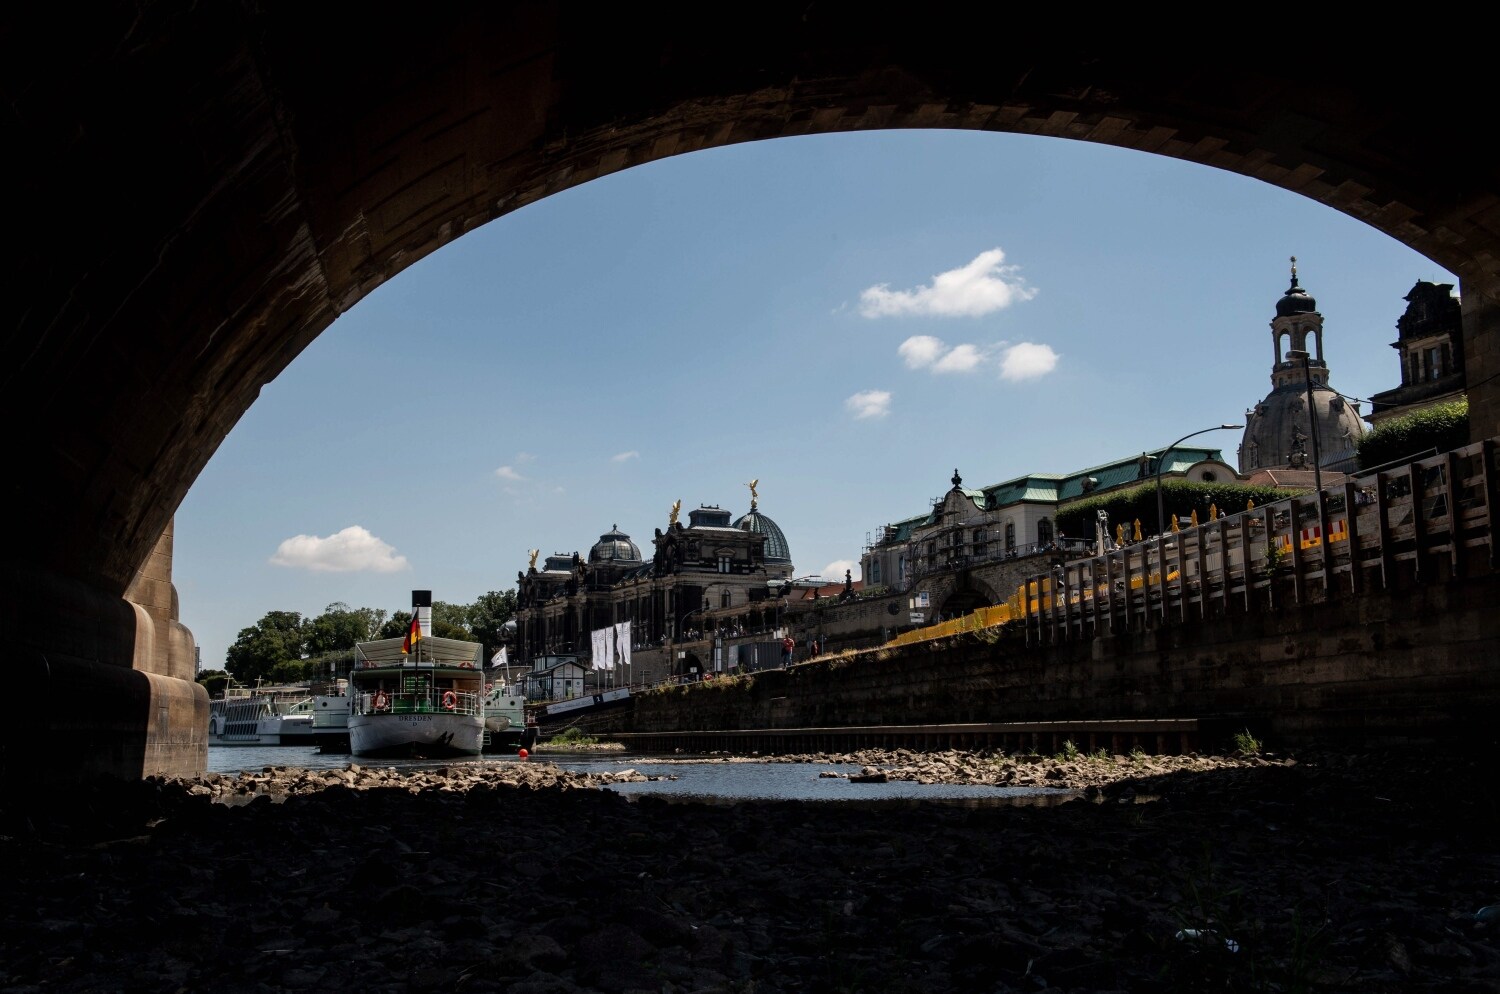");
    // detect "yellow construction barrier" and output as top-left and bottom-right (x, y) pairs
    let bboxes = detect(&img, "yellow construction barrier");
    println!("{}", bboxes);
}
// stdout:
(888, 563), (1195, 649)
(888, 602), (1014, 648)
